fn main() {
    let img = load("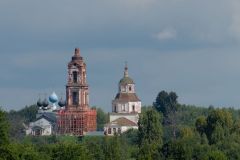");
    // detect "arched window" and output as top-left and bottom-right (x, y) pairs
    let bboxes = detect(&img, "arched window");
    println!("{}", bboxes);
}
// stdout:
(72, 91), (79, 105)
(114, 105), (117, 112)
(132, 105), (135, 112)
(73, 71), (78, 83)
(108, 128), (111, 134)
(118, 128), (121, 134)
(129, 86), (132, 91)
(113, 128), (116, 134)
(122, 105), (126, 111)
